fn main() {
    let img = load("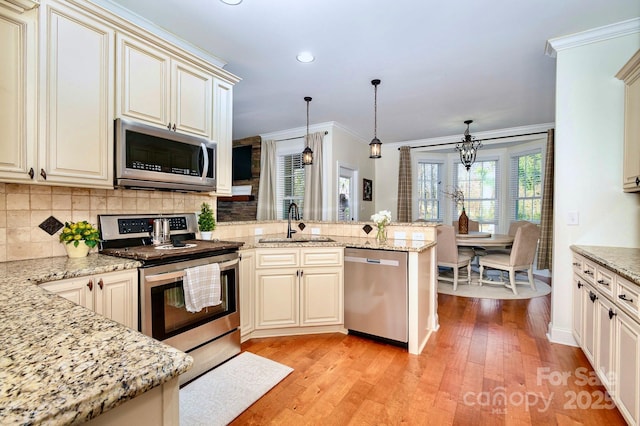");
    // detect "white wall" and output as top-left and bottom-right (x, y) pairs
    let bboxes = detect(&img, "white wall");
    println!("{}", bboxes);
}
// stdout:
(549, 29), (640, 345)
